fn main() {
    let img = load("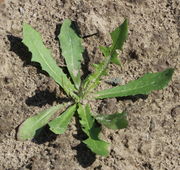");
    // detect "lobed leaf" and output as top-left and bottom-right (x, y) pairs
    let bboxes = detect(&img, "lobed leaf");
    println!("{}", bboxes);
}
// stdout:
(48, 104), (77, 134)
(59, 19), (84, 89)
(22, 23), (77, 99)
(82, 60), (109, 97)
(77, 104), (110, 156)
(17, 104), (64, 141)
(99, 46), (111, 57)
(100, 19), (128, 65)
(95, 112), (128, 130)
(96, 68), (174, 99)
(82, 19), (128, 96)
